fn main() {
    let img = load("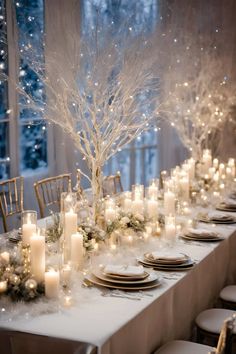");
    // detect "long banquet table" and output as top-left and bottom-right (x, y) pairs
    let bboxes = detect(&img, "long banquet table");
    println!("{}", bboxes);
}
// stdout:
(0, 212), (236, 354)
